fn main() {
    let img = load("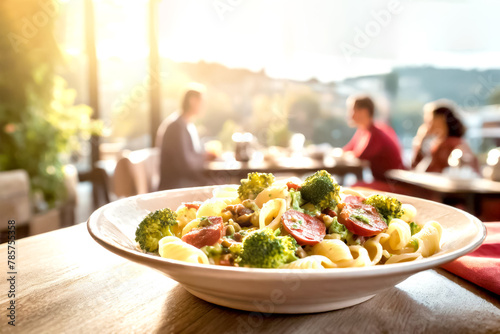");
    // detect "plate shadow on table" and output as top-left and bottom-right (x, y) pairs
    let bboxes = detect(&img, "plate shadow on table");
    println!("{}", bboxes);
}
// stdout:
(153, 280), (490, 334)
(153, 267), (500, 334)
